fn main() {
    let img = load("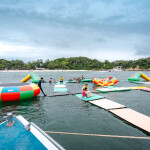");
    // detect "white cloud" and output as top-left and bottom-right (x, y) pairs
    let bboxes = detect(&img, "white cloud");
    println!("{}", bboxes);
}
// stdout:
(0, 0), (150, 61)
